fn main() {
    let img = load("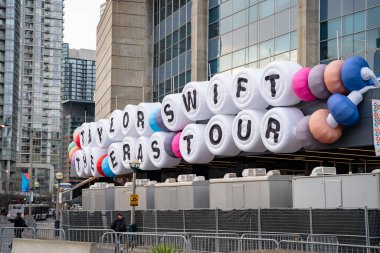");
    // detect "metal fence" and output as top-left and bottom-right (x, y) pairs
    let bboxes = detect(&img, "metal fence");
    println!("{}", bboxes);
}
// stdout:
(61, 208), (380, 246)
(1, 226), (379, 253)
(66, 228), (115, 242)
(98, 233), (380, 253)
(0, 227), (67, 253)
(0, 227), (35, 253)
